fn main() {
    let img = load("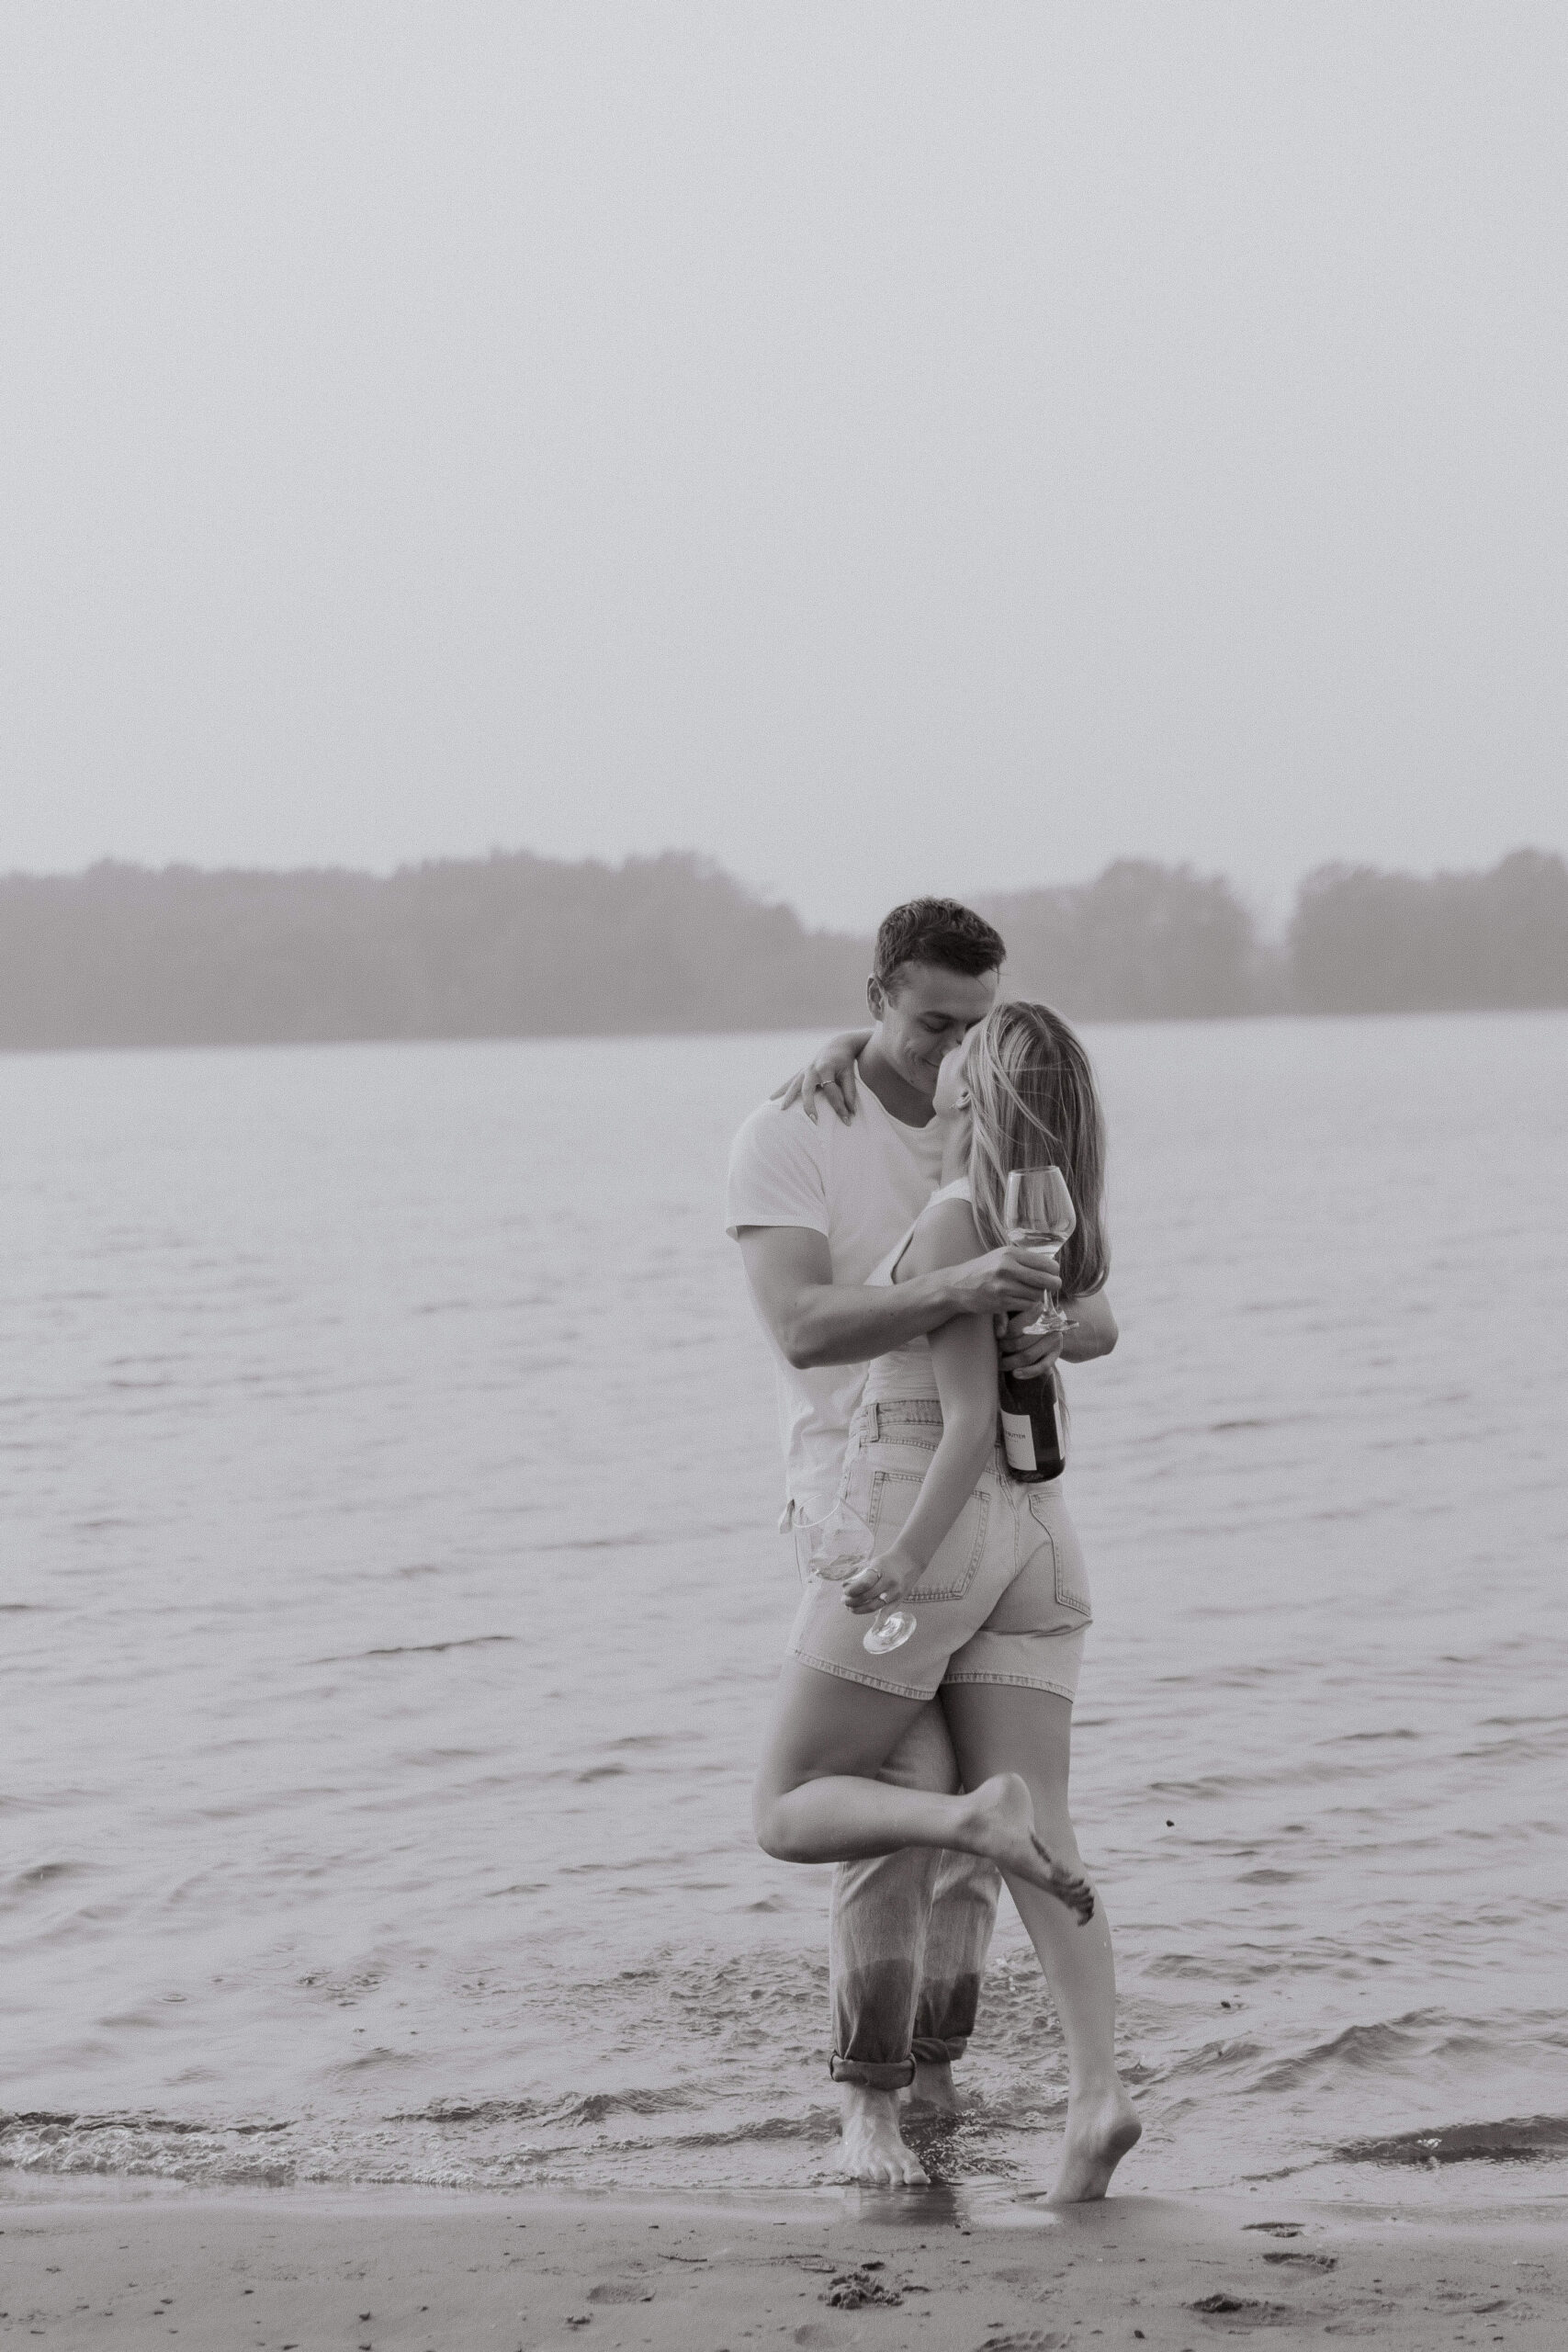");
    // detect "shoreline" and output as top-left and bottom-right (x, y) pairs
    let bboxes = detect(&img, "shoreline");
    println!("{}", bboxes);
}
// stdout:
(5, 1003), (1567, 1060)
(4, 2179), (1564, 2349)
